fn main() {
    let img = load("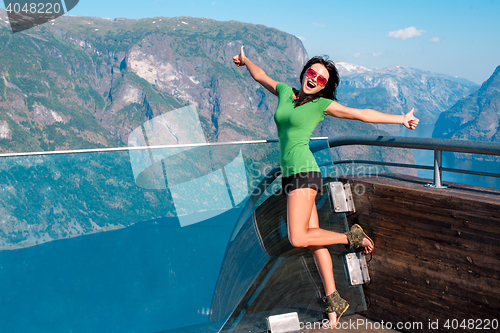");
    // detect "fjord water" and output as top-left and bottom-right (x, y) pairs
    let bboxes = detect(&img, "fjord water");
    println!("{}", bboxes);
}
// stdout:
(394, 124), (500, 190)
(0, 208), (242, 333)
